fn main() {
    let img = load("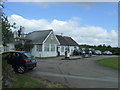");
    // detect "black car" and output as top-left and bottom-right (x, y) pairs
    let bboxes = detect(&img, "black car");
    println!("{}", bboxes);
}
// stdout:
(2, 51), (37, 74)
